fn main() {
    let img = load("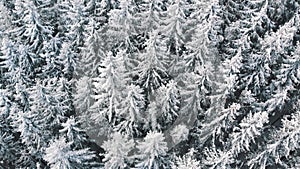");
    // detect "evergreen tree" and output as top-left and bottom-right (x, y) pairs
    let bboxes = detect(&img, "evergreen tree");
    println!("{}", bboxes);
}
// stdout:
(160, 0), (191, 75)
(135, 131), (170, 169)
(170, 124), (189, 145)
(102, 132), (135, 169)
(106, 0), (139, 52)
(171, 148), (200, 169)
(137, 0), (168, 34)
(79, 19), (103, 77)
(74, 76), (94, 113)
(136, 31), (169, 94)
(13, 0), (53, 55)
(115, 84), (146, 137)
(44, 137), (97, 169)
(60, 117), (89, 149)
(90, 52), (125, 126)
(150, 80), (180, 130)
(0, 89), (19, 167)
